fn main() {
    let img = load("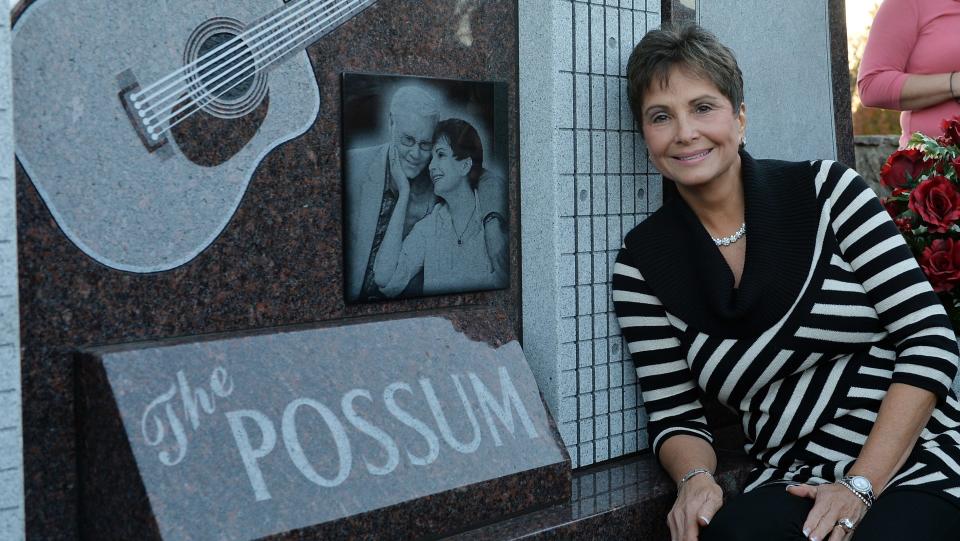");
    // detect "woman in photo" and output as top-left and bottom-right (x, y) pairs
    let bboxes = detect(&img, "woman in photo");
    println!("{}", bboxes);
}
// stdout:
(612, 23), (960, 540)
(374, 118), (508, 297)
